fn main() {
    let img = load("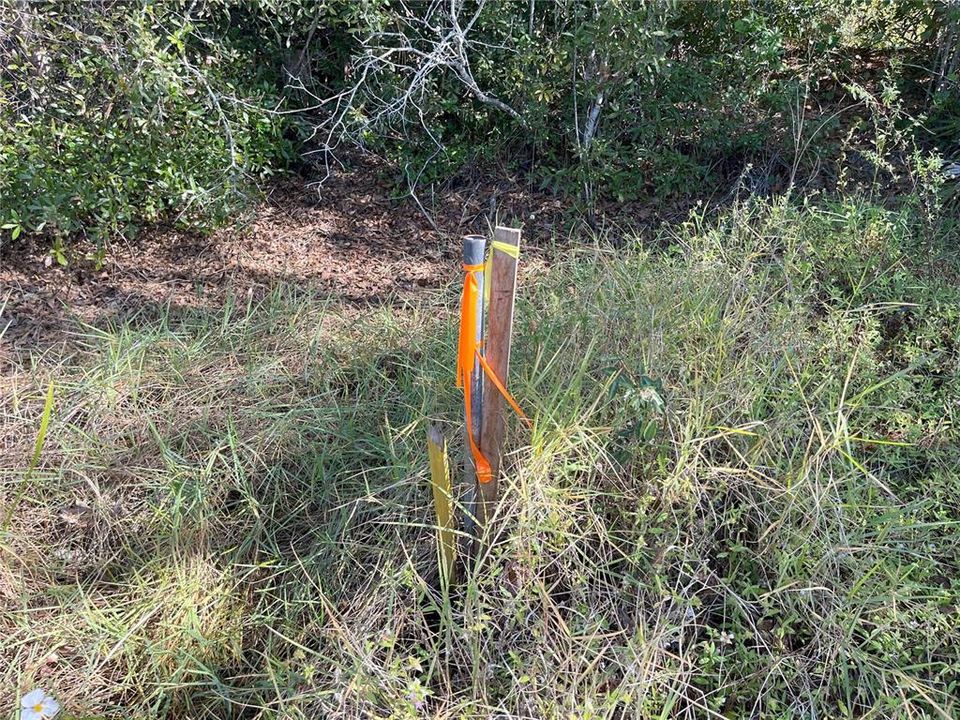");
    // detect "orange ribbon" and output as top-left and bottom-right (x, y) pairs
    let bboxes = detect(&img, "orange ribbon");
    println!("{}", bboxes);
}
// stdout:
(456, 263), (531, 484)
